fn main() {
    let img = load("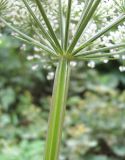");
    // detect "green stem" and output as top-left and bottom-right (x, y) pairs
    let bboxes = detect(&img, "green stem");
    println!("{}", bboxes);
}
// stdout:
(73, 14), (125, 55)
(43, 58), (71, 160)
